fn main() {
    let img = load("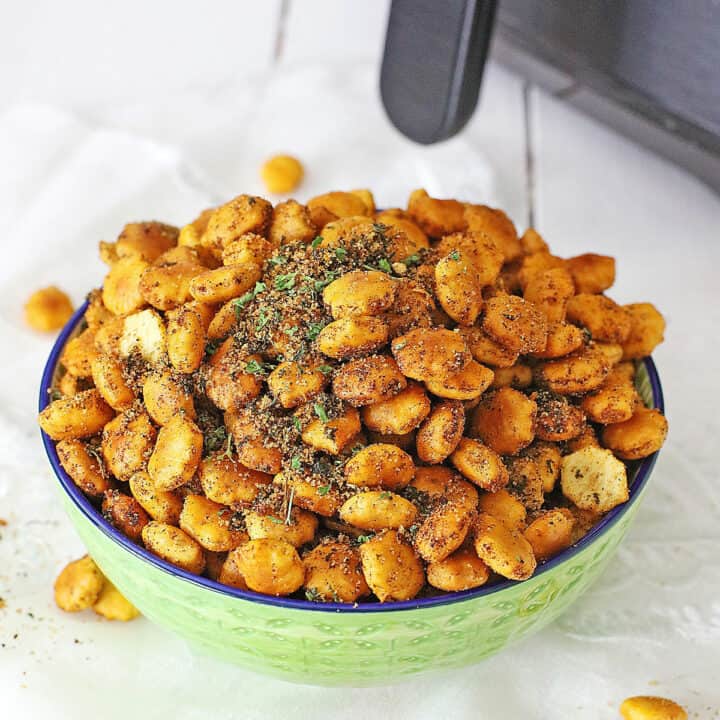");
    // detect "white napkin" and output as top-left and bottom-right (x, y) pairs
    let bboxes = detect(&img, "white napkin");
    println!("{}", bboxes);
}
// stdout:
(1, 62), (718, 720)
